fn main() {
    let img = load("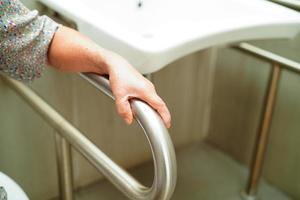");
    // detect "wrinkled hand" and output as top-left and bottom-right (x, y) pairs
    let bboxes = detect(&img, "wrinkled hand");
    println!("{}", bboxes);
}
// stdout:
(103, 50), (171, 128)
